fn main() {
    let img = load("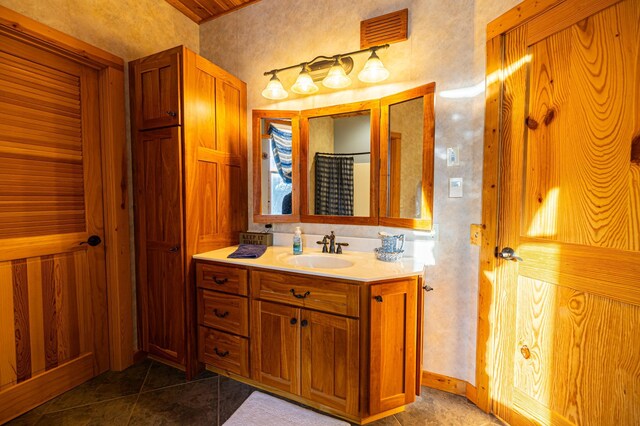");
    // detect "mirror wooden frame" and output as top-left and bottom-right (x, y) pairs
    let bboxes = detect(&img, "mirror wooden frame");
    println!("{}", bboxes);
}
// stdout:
(252, 110), (301, 223)
(300, 100), (380, 226)
(379, 83), (436, 230)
